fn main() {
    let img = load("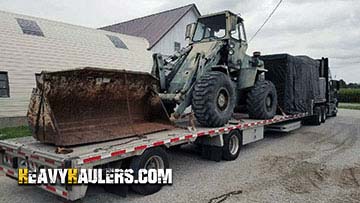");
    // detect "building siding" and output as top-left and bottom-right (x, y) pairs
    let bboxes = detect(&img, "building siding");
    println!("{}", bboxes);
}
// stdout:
(0, 10), (153, 118)
(151, 10), (198, 55)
